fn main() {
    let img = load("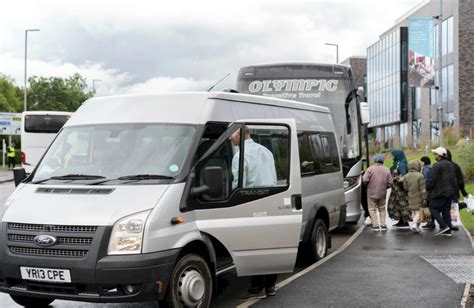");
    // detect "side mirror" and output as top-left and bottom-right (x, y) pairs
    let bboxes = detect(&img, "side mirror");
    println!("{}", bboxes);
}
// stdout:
(359, 102), (370, 125)
(13, 167), (27, 187)
(191, 166), (224, 198)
